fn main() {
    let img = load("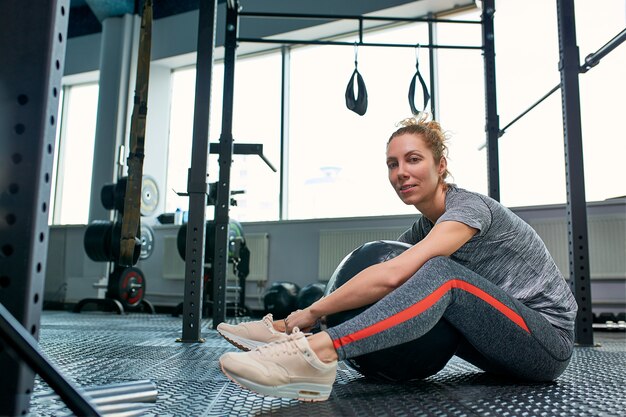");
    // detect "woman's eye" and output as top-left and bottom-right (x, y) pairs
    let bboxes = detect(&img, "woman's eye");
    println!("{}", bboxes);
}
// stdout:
(387, 162), (398, 169)
(409, 156), (420, 163)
